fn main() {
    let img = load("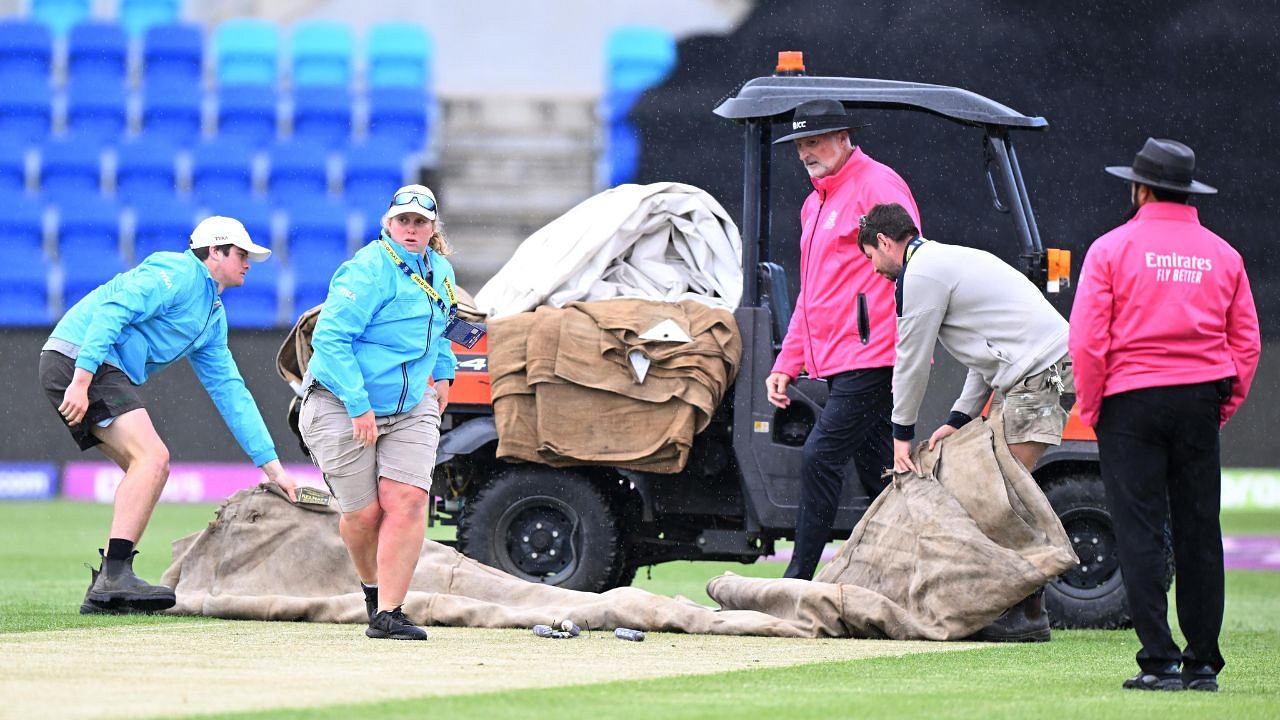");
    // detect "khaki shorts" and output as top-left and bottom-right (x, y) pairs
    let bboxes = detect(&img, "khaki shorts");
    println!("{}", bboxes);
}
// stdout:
(298, 386), (441, 513)
(991, 354), (1075, 446)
